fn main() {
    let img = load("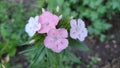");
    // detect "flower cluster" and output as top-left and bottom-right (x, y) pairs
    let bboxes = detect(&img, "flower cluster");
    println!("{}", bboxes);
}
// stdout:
(25, 8), (88, 53)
